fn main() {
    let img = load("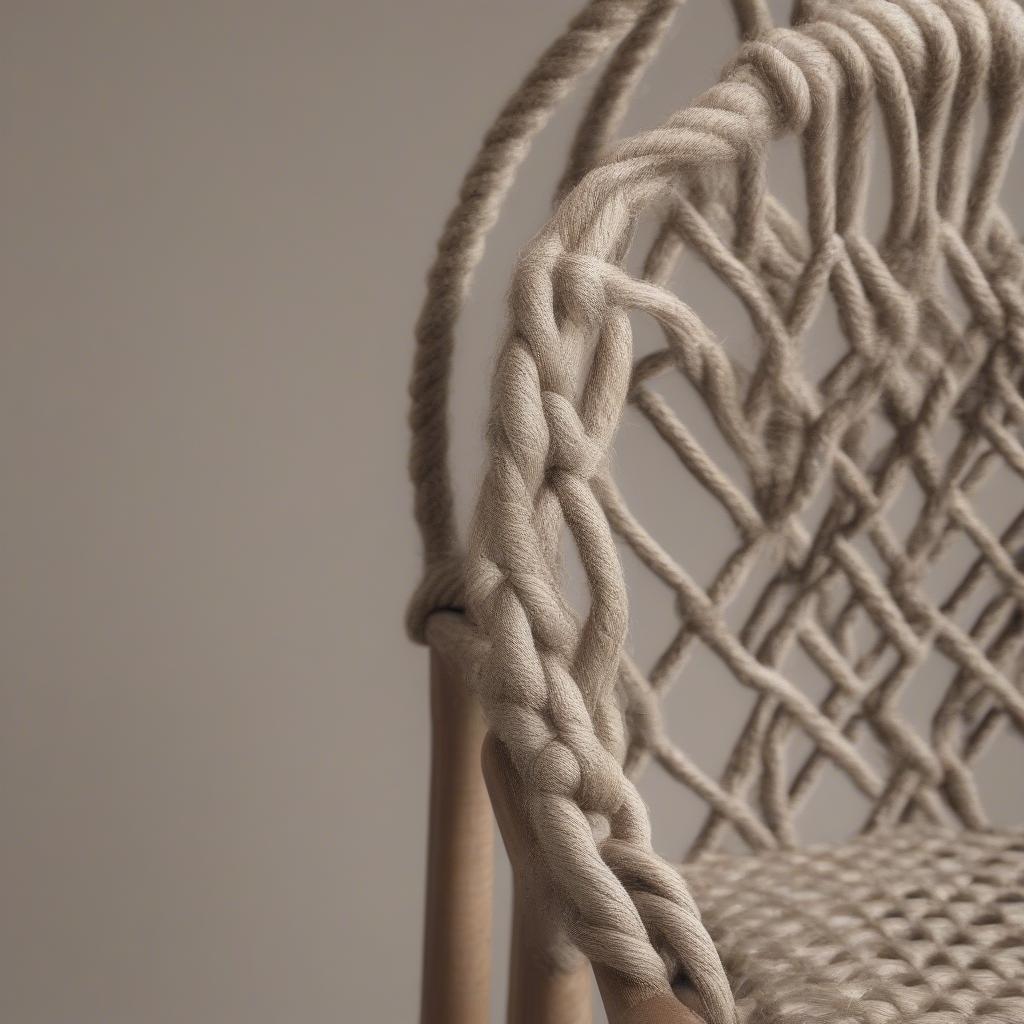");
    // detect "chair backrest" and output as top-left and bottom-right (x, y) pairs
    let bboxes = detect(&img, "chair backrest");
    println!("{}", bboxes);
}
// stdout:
(410, 1), (1024, 1019)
